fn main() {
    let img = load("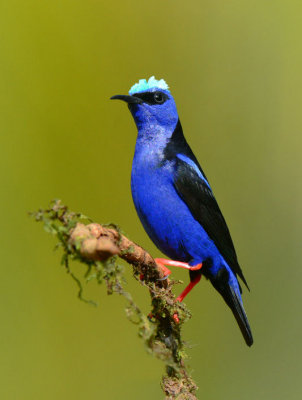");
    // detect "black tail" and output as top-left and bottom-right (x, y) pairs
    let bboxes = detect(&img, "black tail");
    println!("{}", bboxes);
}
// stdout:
(211, 271), (253, 347)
